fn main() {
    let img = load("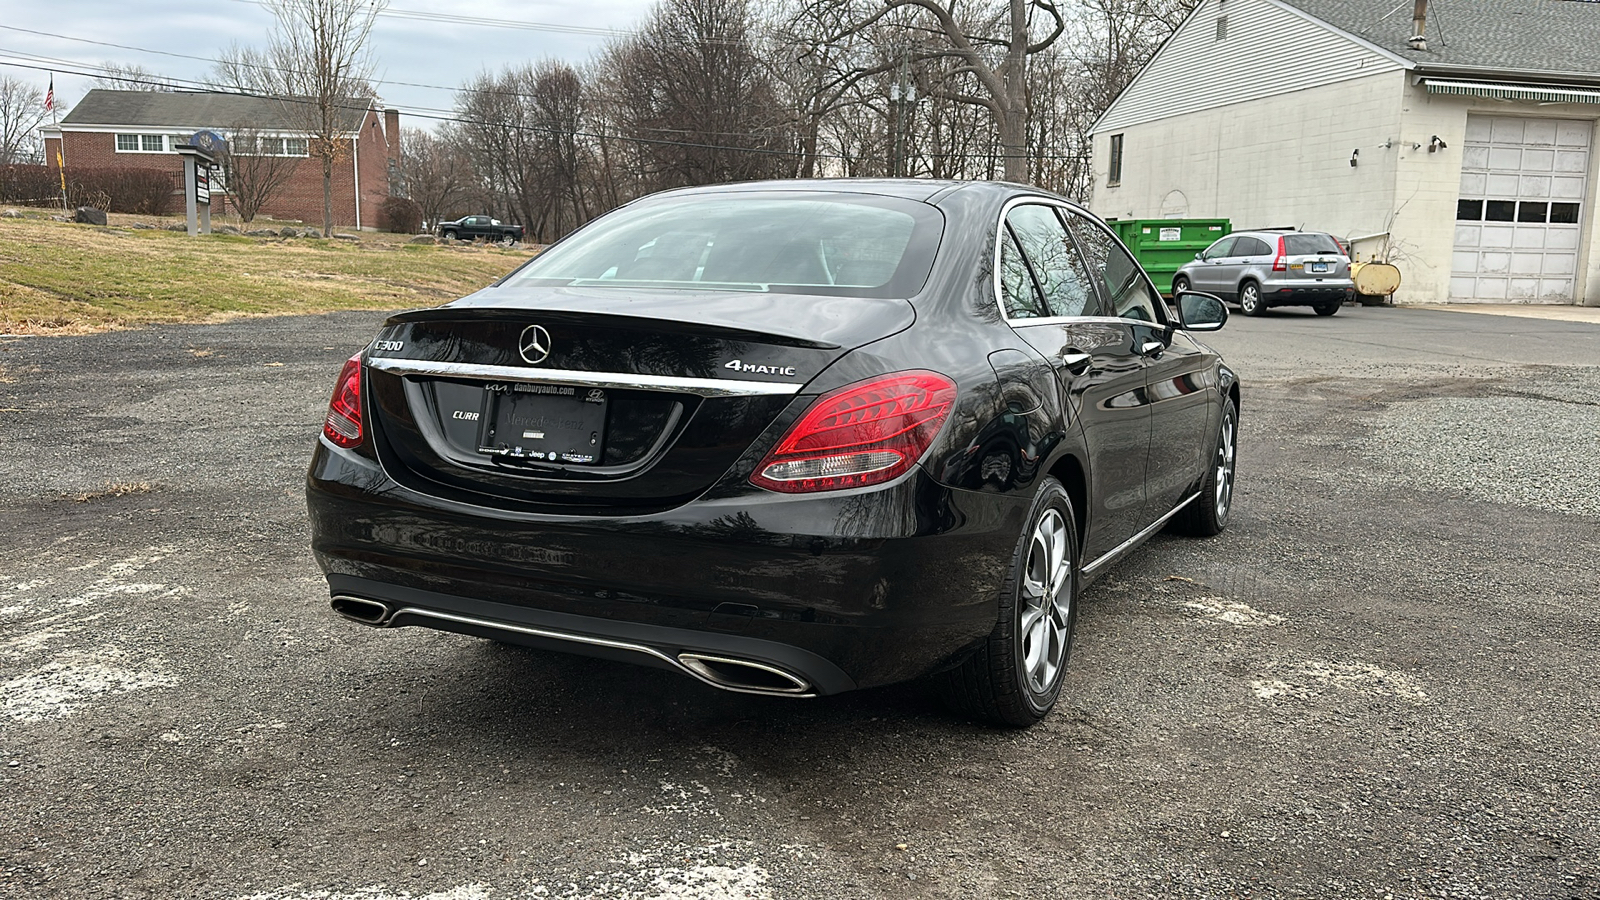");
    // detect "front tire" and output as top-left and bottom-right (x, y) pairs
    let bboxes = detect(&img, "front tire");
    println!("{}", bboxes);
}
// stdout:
(940, 478), (1079, 728)
(1173, 396), (1238, 537)
(1173, 276), (1191, 295)
(1239, 282), (1265, 316)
